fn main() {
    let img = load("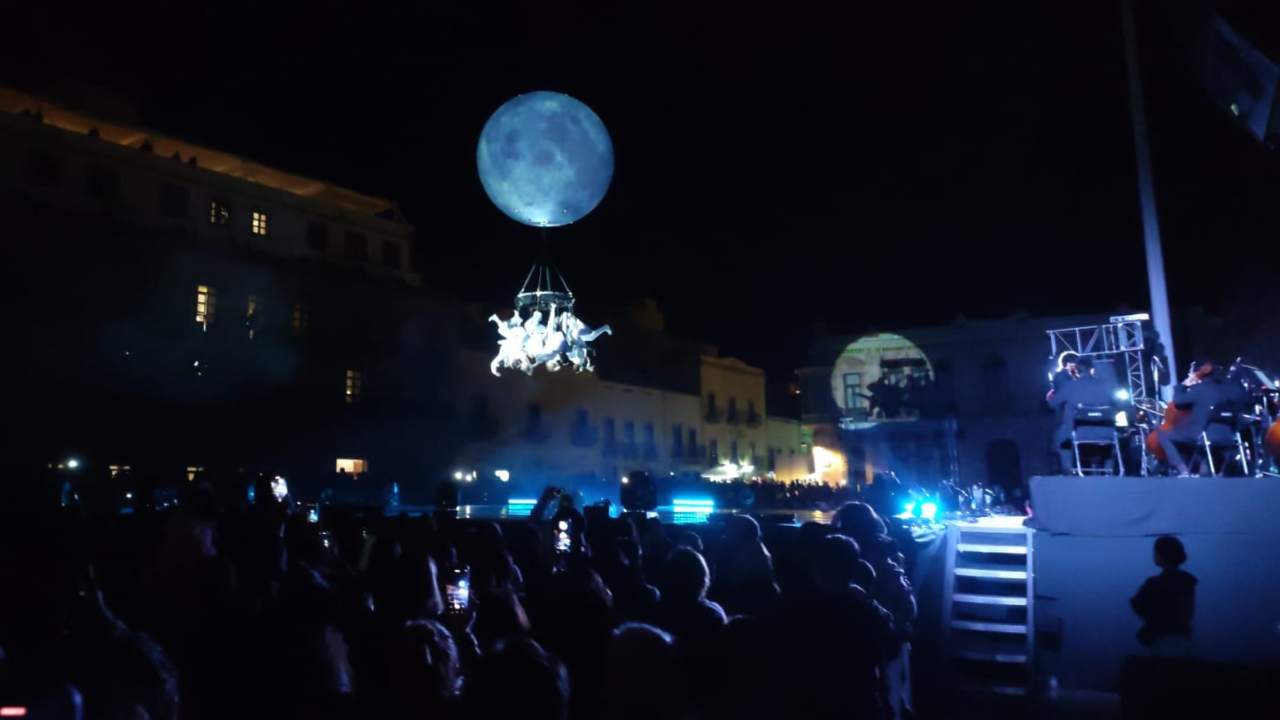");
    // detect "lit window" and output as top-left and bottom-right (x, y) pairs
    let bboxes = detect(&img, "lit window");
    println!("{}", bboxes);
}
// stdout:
(209, 200), (230, 225)
(108, 464), (132, 478)
(292, 303), (309, 336)
(186, 466), (204, 482)
(335, 458), (368, 475)
(345, 369), (362, 403)
(251, 210), (268, 236)
(195, 284), (216, 329)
